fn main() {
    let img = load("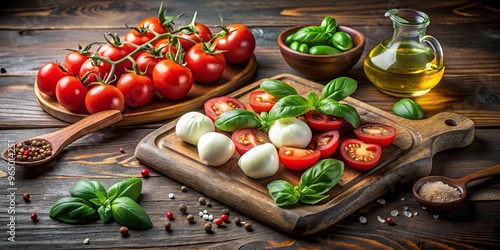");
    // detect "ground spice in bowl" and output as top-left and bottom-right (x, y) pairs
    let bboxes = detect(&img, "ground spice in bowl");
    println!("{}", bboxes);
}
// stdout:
(417, 181), (461, 202)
